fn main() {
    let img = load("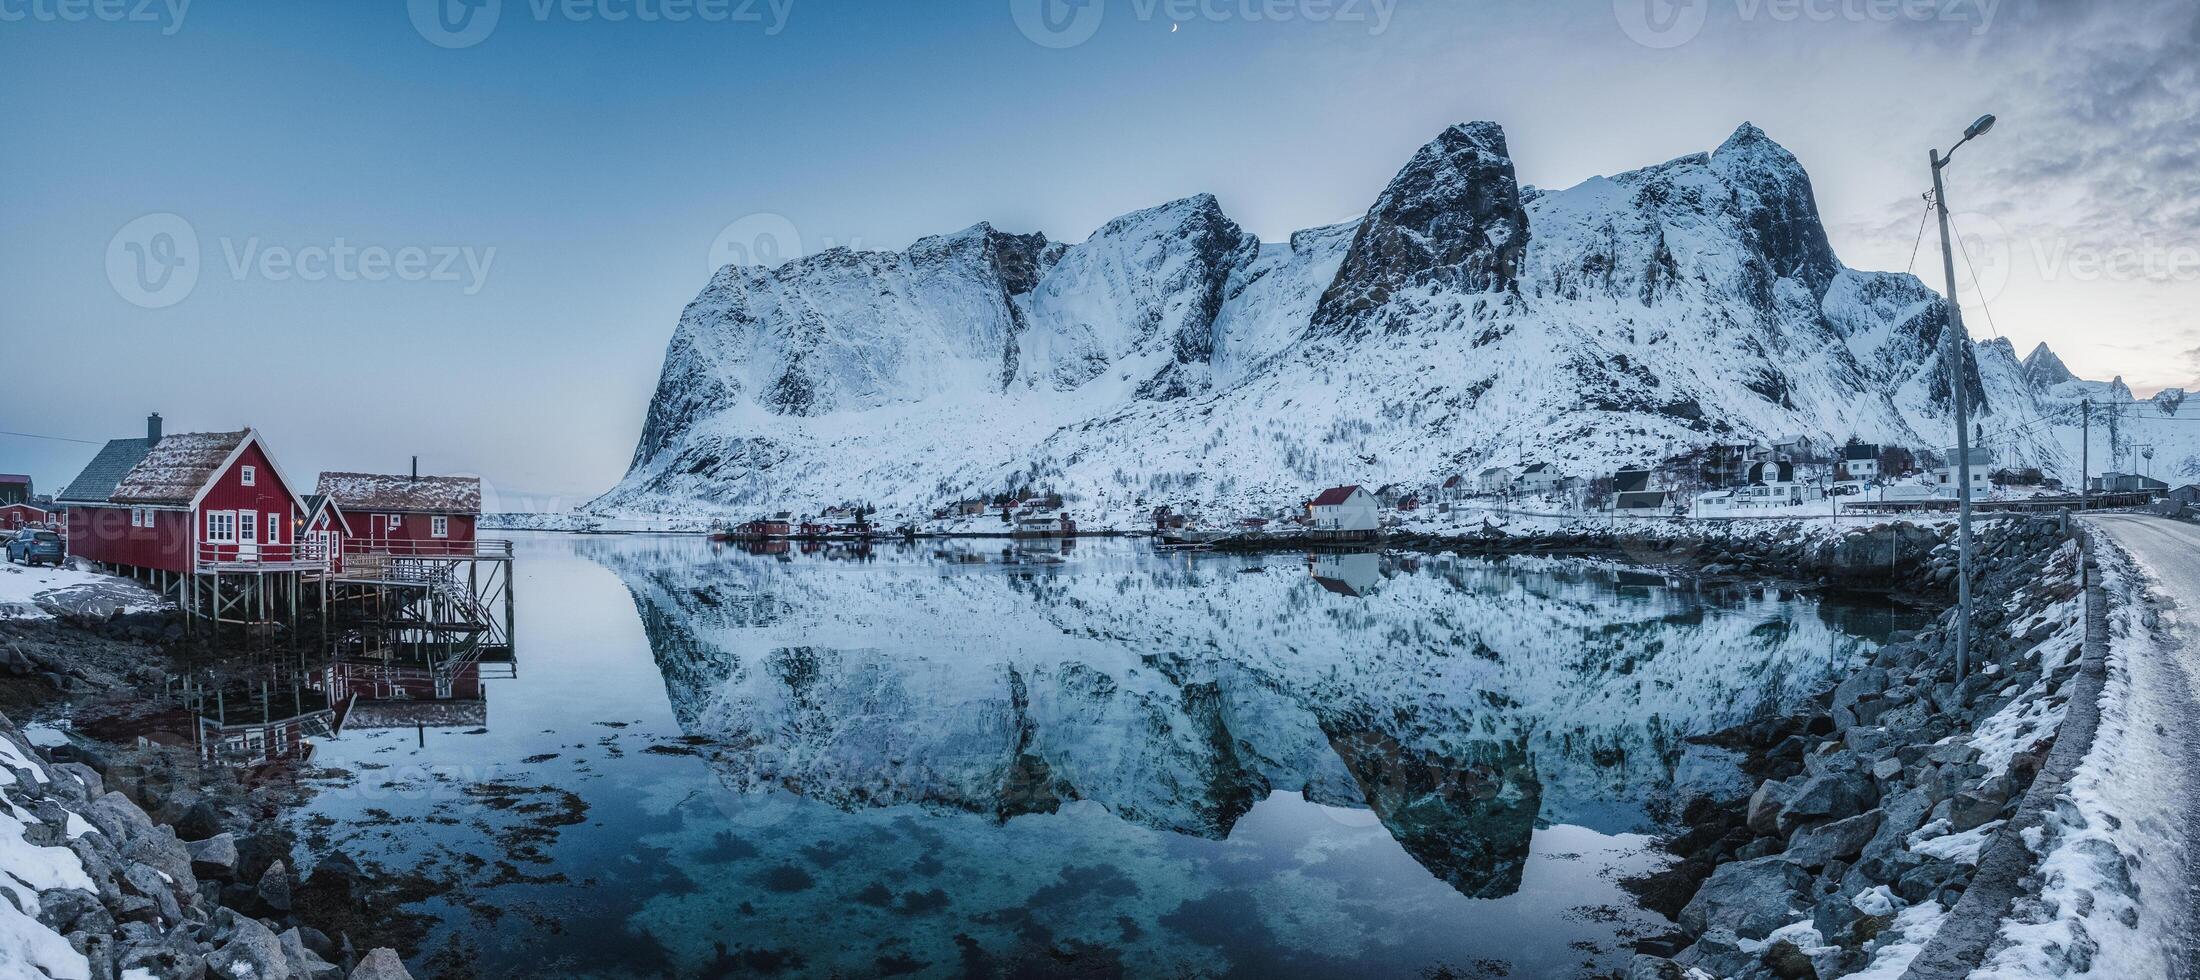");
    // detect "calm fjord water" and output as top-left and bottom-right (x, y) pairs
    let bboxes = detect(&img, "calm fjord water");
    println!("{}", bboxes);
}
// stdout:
(288, 533), (1915, 979)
